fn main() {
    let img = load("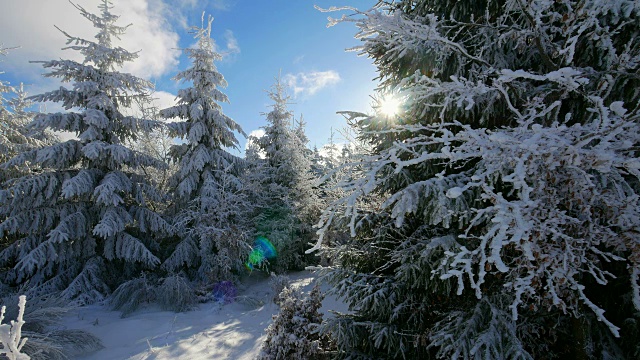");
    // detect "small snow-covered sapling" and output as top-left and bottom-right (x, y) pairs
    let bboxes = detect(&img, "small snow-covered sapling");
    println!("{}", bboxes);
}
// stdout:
(0, 295), (30, 360)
